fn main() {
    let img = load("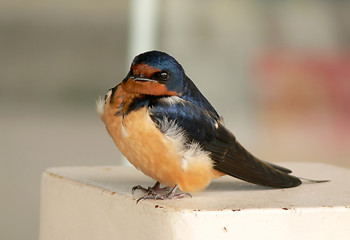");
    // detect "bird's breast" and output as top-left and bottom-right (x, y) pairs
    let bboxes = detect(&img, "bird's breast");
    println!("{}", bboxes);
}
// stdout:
(98, 86), (220, 192)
